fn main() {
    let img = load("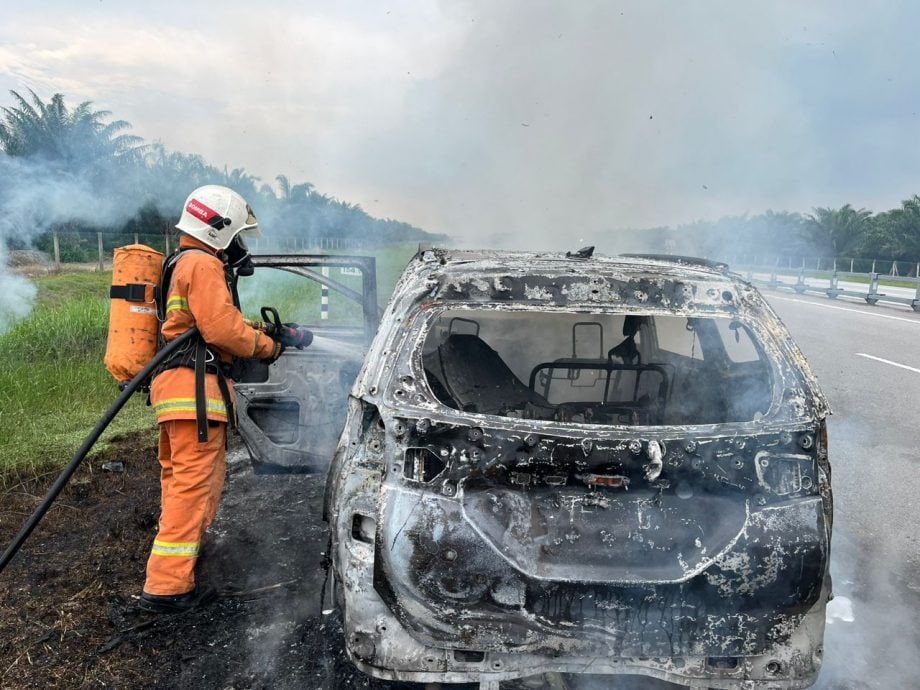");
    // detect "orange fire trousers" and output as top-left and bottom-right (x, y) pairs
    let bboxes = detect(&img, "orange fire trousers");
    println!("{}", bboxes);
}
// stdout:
(144, 419), (226, 595)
